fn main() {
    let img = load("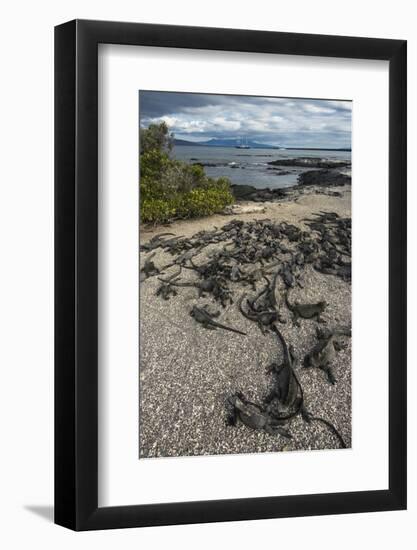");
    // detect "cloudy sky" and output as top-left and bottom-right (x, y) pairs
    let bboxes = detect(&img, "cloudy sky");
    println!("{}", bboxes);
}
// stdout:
(139, 91), (351, 149)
